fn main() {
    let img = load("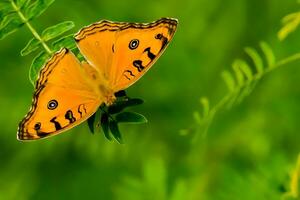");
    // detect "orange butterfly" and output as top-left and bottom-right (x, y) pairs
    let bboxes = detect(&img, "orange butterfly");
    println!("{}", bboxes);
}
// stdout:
(17, 17), (178, 140)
